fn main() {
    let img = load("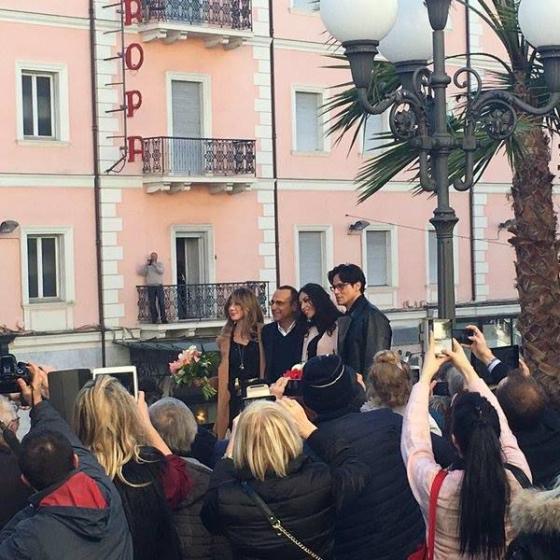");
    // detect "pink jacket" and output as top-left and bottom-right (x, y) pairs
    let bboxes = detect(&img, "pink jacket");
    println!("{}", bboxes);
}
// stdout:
(401, 377), (532, 560)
